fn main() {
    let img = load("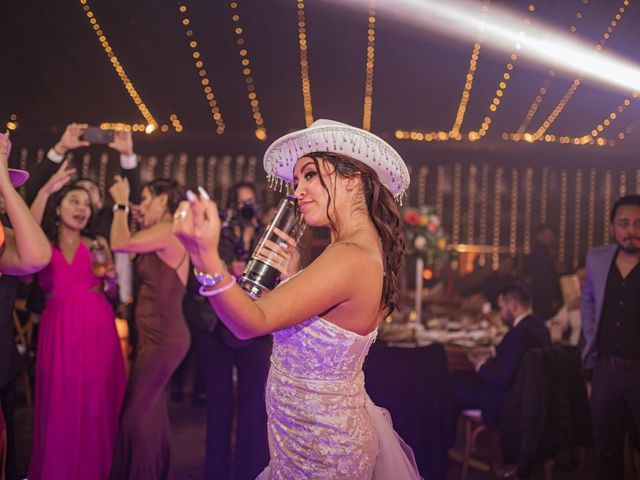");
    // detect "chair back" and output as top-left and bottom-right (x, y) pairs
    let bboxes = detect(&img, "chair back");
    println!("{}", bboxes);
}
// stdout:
(500, 345), (587, 477)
